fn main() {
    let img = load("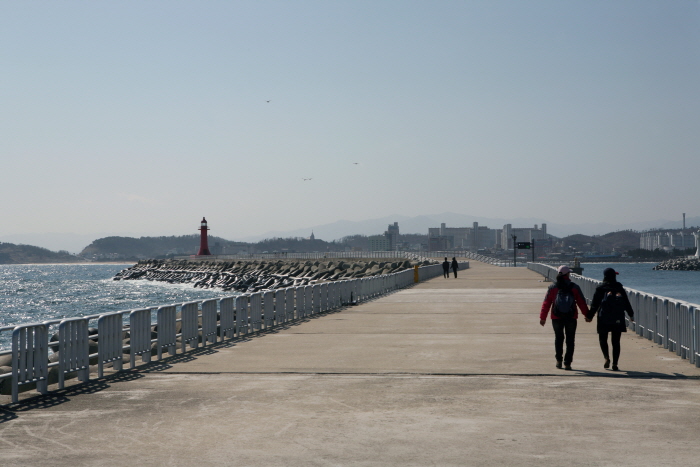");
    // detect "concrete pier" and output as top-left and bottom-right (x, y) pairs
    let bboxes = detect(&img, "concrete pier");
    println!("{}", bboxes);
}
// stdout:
(2, 261), (700, 466)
